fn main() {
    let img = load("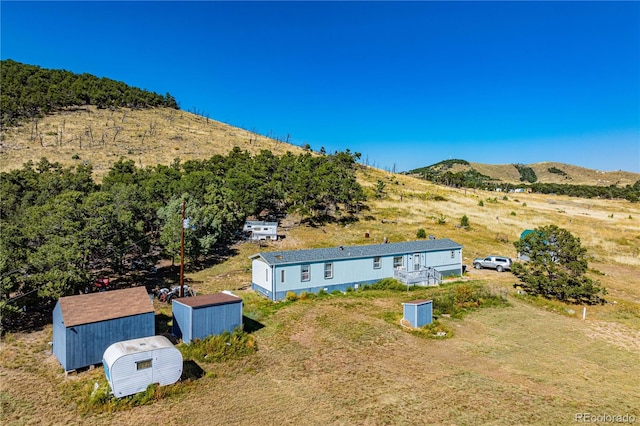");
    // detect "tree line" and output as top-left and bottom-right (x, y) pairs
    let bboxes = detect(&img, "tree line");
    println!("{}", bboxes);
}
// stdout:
(0, 59), (178, 127)
(408, 165), (640, 202)
(0, 149), (365, 328)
